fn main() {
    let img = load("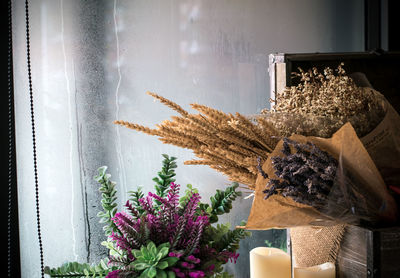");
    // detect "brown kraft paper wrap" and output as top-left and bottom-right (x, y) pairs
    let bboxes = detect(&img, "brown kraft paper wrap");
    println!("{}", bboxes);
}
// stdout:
(361, 89), (400, 189)
(246, 122), (397, 230)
